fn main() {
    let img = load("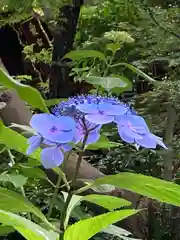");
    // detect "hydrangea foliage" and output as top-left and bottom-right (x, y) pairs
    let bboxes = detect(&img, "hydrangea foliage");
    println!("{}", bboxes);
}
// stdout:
(26, 95), (167, 169)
